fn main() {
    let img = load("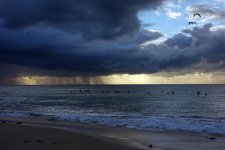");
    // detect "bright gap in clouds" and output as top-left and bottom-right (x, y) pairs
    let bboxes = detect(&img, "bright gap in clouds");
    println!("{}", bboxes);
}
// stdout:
(15, 73), (225, 85)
